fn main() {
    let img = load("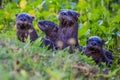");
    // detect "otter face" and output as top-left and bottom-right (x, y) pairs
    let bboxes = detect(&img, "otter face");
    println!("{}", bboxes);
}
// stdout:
(37, 20), (58, 36)
(58, 9), (80, 26)
(16, 13), (34, 30)
(87, 36), (104, 47)
(85, 36), (105, 63)
(86, 36), (104, 51)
